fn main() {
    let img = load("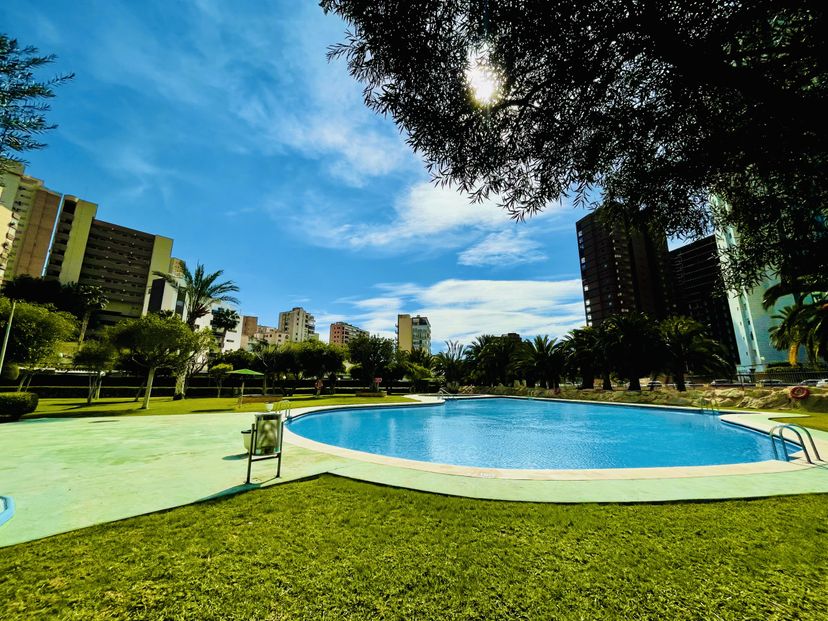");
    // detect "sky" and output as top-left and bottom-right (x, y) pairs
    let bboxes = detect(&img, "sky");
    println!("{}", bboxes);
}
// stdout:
(2, 0), (588, 349)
